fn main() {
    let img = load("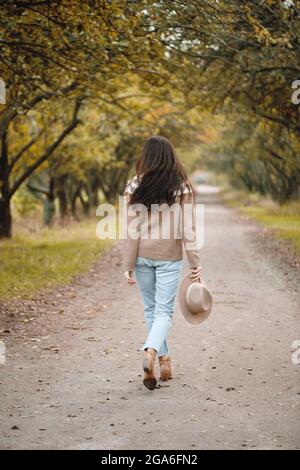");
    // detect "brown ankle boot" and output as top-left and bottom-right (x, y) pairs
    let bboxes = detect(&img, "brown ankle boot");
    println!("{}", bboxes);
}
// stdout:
(143, 348), (157, 390)
(159, 355), (172, 381)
